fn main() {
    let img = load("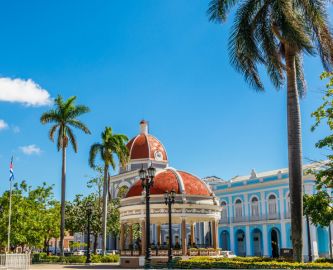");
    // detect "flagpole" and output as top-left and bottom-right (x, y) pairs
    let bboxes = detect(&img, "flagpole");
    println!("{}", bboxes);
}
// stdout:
(7, 156), (14, 253)
(7, 177), (12, 252)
